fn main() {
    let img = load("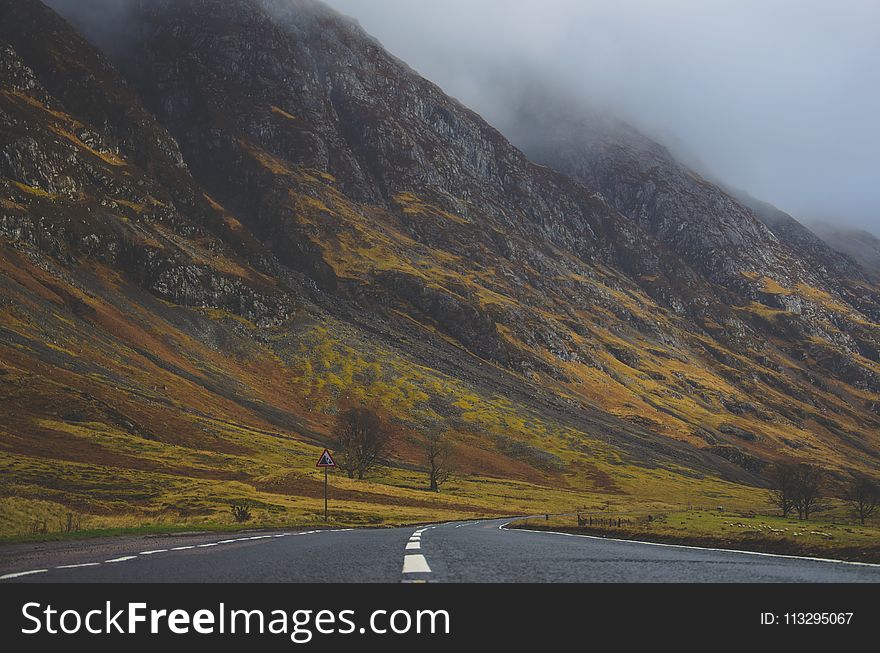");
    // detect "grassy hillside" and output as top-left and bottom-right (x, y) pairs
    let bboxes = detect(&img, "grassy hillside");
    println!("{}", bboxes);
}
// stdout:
(0, 237), (773, 540)
(2, 0), (879, 546)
